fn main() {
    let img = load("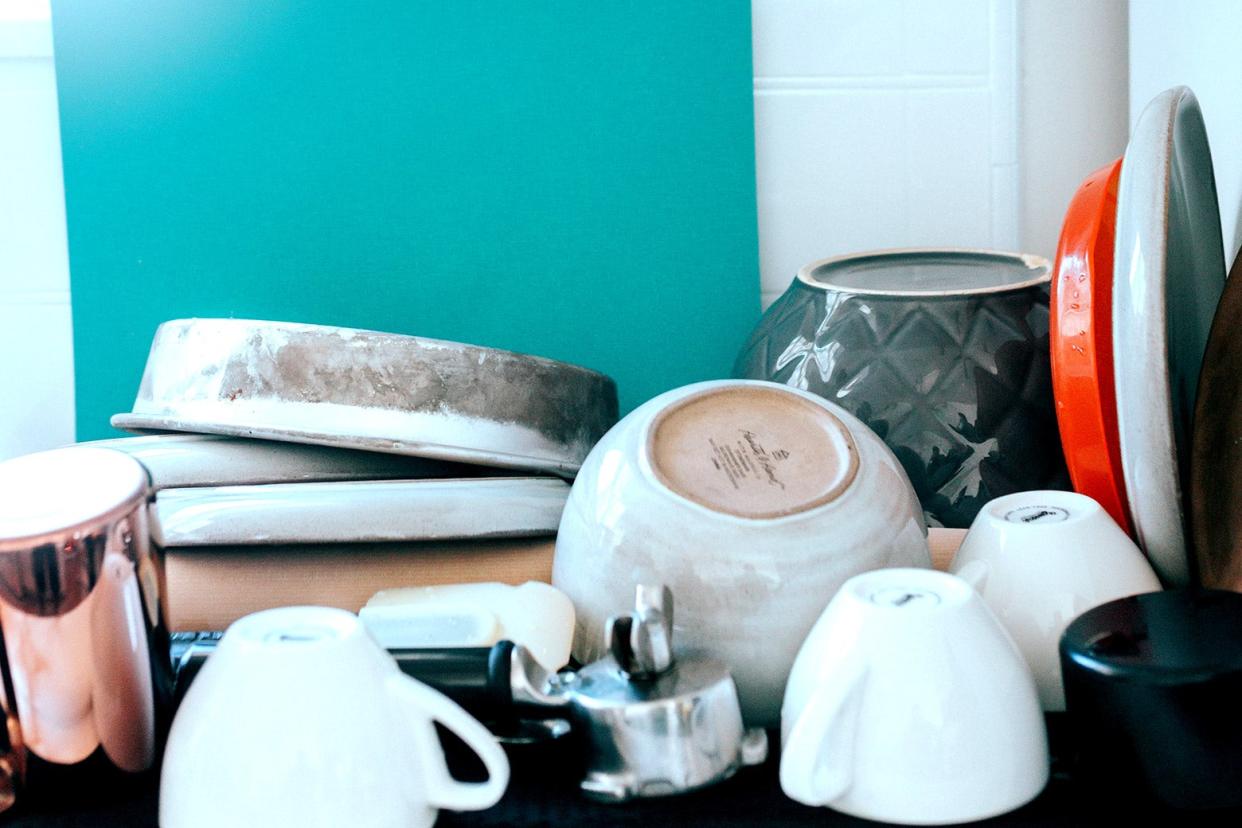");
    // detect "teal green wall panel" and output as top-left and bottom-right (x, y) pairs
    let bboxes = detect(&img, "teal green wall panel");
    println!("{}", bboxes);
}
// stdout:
(51, 1), (760, 441)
